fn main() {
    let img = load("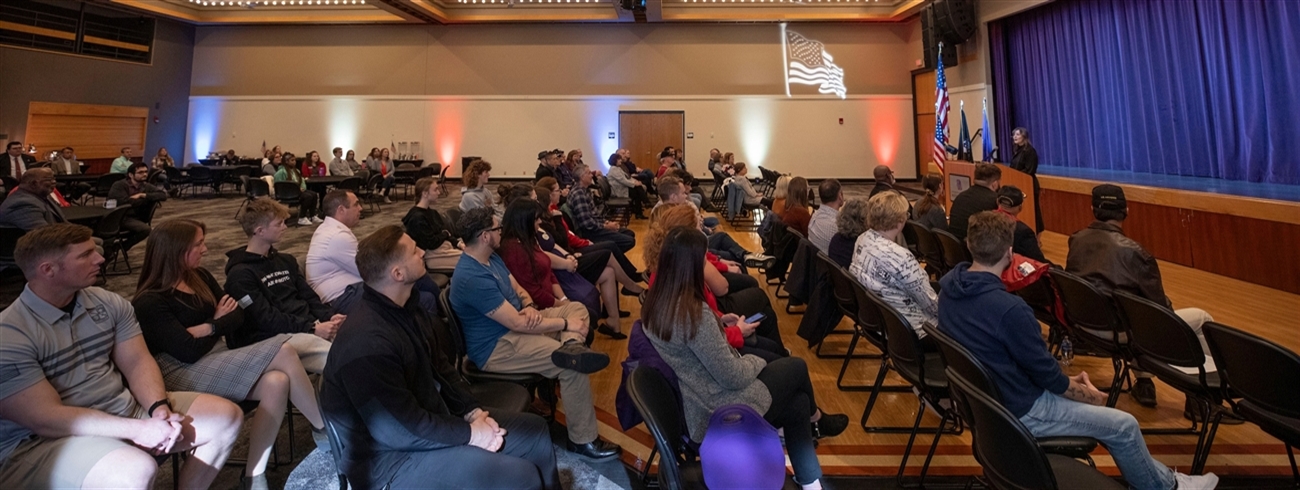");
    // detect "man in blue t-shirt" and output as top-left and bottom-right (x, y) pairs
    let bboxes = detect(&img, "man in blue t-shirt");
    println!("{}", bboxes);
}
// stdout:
(937, 211), (1217, 490)
(449, 207), (622, 463)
